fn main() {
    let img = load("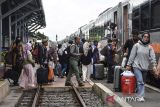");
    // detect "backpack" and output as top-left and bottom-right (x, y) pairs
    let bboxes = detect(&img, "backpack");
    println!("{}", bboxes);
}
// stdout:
(64, 45), (71, 58)
(81, 49), (92, 65)
(100, 45), (113, 66)
(100, 45), (109, 56)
